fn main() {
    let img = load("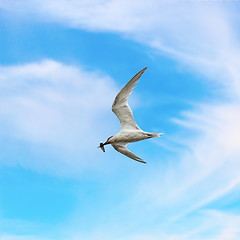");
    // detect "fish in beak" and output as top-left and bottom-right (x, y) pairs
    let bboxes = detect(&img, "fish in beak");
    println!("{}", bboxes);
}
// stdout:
(98, 142), (105, 152)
